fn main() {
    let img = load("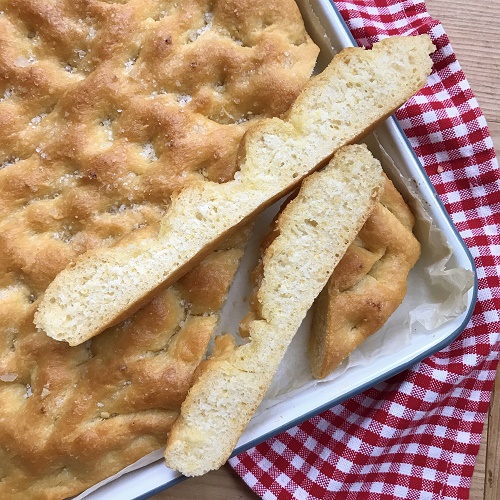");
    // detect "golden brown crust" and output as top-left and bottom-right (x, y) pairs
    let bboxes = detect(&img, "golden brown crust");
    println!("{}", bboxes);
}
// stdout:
(0, 0), (317, 497)
(309, 175), (421, 379)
